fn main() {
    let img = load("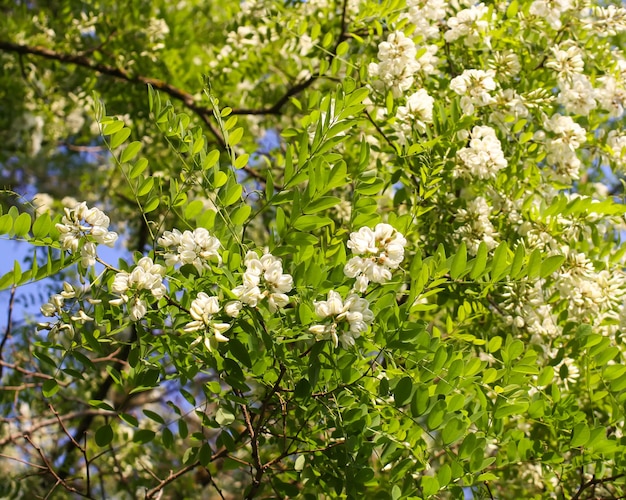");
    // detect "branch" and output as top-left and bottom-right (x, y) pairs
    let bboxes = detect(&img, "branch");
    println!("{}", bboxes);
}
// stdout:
(0, 409), (114, 447)
(0, 40), (224, 148)
(571, 473), (626, 500)
(0, 285), (17, 379)
(144, 460), (201, 499)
